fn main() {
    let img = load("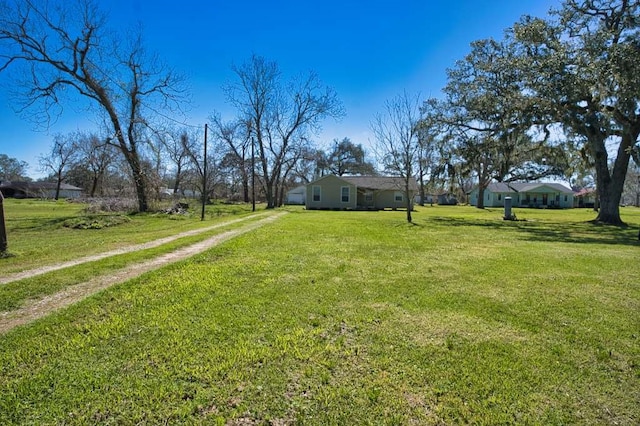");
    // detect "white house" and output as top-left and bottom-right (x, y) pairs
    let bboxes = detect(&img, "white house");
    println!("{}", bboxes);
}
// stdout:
(468, 182), (574, 208)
